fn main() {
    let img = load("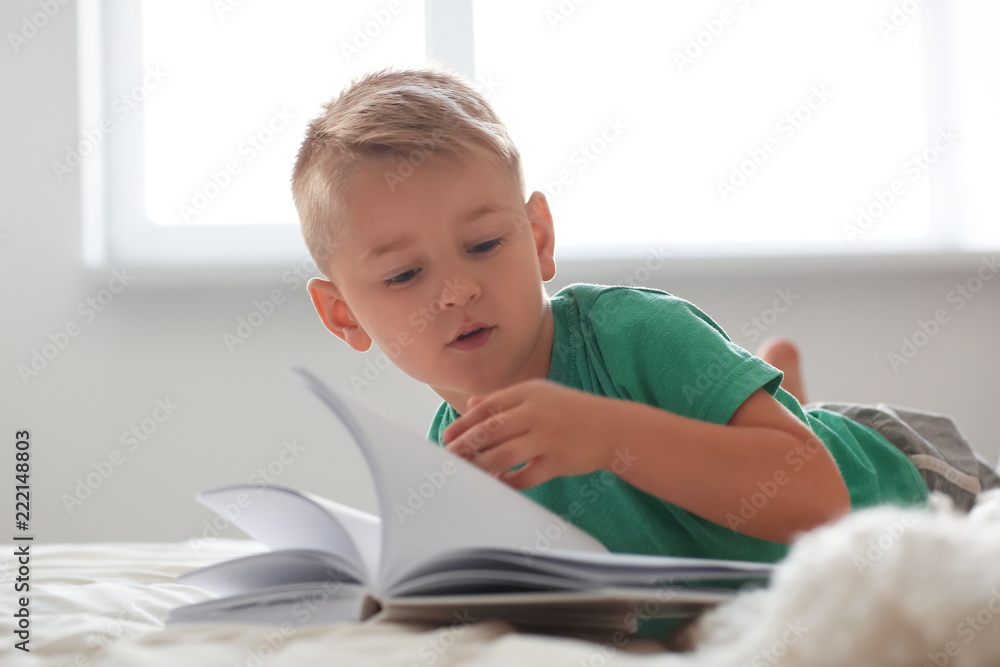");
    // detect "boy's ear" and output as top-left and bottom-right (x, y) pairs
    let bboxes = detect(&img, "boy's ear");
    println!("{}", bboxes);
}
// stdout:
(307, 278), (373, 352)
(525, 191), (556, 281)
